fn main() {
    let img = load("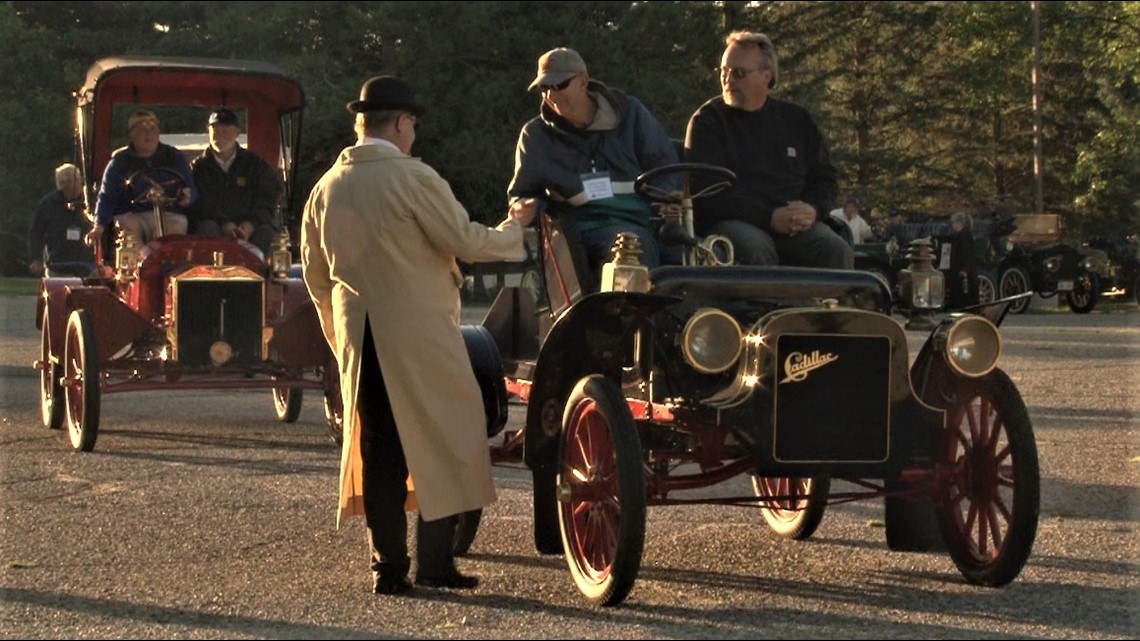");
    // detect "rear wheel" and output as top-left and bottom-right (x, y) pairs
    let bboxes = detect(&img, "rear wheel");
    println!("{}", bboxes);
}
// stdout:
(323, 391), (343, 446)
(272, 386), (303, 423)
(1066, 271), (1099, 314)
(558, 375), (645, 607)
(936, 369), (1039, 586)
(977, 273), (996, 306)
(520, 264), (544, 305)
(39, 319), (64, 430)
(532, 465), (562, 554)
(62, 309), (100, 452)
(453, 508), (482, 557)
(322, 358), (343, 446)
(751, 475), (830, 540)
(999, 267), (1032, 314)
